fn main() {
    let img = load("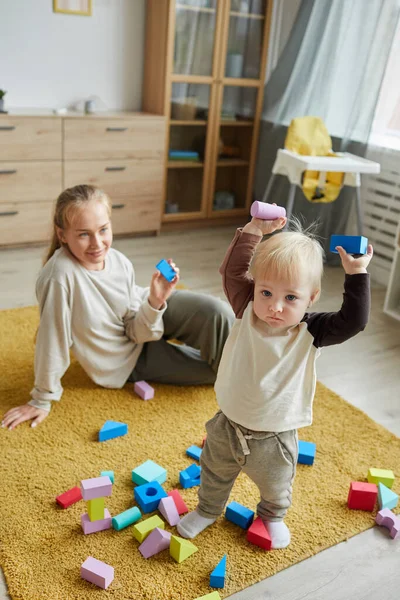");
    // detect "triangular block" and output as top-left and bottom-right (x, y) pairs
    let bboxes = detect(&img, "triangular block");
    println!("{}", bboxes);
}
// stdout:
(98, 420), (128, 442)
(246, 516), (272, 550)
(158, 496), (180, 526)
(378, 482), (399, 510)
(138, 527), (171, 558)
(167, 489), (188, 515)
(210, 554), (226, 588)
(170, 535), (198, 563)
